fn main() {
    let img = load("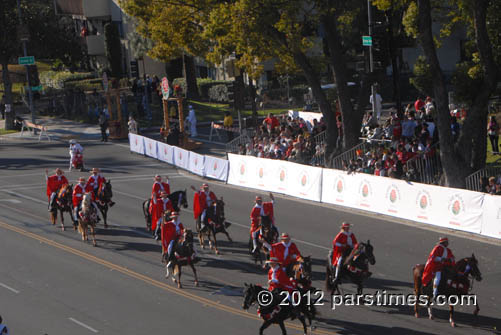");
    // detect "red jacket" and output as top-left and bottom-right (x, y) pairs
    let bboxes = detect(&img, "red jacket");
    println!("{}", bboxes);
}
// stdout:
(332, 231), (358, 266)
(270, 241), (301, 266)
(152, 198), (173, 232)
(250, 202), (274, 233)
(422, 244), (455, 286)
(86, 174), (105, 191)
(193, 190), (217, 219)
(72, 183), (86, 207)
(46, 175), (69, 198)
(161, 220), (184, 253)
(151, 181), (171, 202)
(268, 266), (296, 293)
